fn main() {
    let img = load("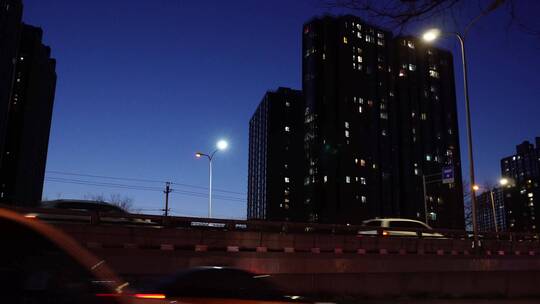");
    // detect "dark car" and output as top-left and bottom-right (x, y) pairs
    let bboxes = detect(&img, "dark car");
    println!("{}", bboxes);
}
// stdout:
(138, 267), (310, 303)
